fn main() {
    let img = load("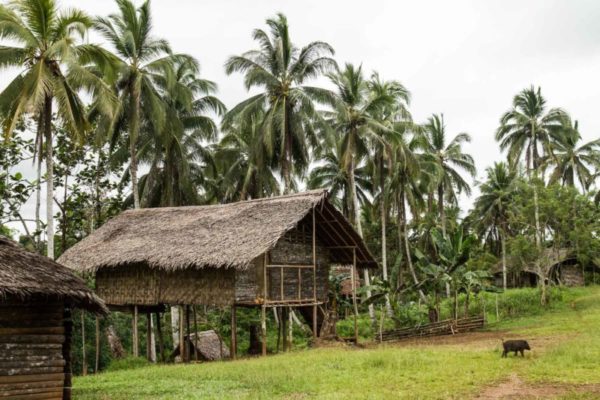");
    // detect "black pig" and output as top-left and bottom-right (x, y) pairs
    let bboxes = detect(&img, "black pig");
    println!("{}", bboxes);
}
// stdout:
(501, 339), (531, 357)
